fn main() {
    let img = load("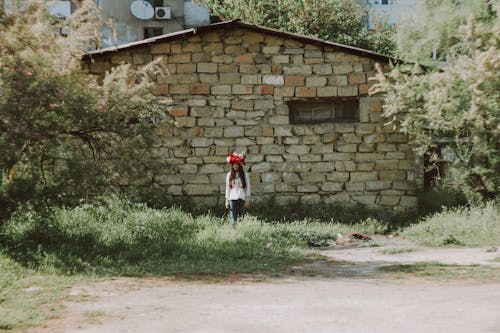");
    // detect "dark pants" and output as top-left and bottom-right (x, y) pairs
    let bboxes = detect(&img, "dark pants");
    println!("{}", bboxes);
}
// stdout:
(229, 199), (246, 226)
